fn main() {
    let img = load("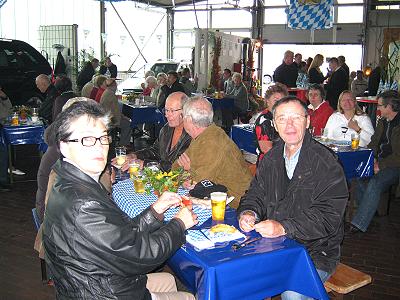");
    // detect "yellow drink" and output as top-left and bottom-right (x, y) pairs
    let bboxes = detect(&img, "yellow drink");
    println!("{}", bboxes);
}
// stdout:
(351, 138), (360, 150)
(211, 192), (227, 221)
(116, 155), (126, 167)
(129, 163), (140, 179)
(134, 178), (145, 193)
